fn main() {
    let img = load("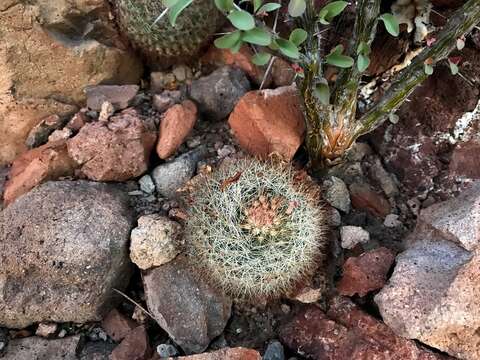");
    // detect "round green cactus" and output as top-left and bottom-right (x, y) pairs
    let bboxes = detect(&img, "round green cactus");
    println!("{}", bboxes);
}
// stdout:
(114, 0), (224, 67)
(183, 157), (328, 301)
